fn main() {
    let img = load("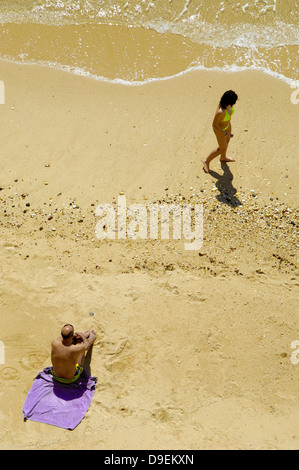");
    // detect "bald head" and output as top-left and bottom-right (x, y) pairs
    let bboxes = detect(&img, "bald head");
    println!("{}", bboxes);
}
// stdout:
(61, 324), (74, 339)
